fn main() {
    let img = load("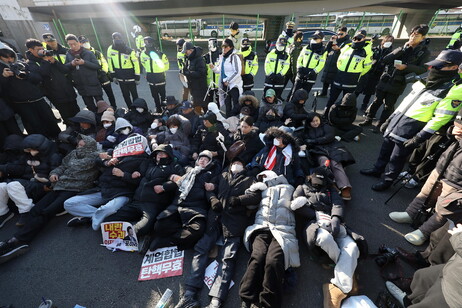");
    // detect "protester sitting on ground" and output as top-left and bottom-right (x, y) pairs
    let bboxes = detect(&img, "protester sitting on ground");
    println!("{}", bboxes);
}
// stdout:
(64, 134), (150, 230)
(0, 134), (62, 227)
(327, 93), (362, 142)
(174, 158), (261, 308)
(229, 116), (264, 165)
(154, 116), (191, 166)
(162, 96), (182, 118)
(146, 117), (167, 140)
(123, 97), (154, 133)
(291, 167), (360, 308)
(233, 91), (259, 122)
(296, 113), (355, 200)
(0, 135), (100, 263)
(249, 126), (304, 186)
(258, 89), (284, 120)
(0, 135), (23, 168)
(388, 116), (462, 246)
(255, 107), (284, 134)
(282, 89), (310, 128)
(179, 101), (200, 138)
(103, 144), (184, 244)
(105, 117), (143, 150)
(239, 171), (300, 308)
(148, 150), (219, 253)
(96, 109), (115, 146)
(95, 100), (112, 127)
(58, 110), (97, 154)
